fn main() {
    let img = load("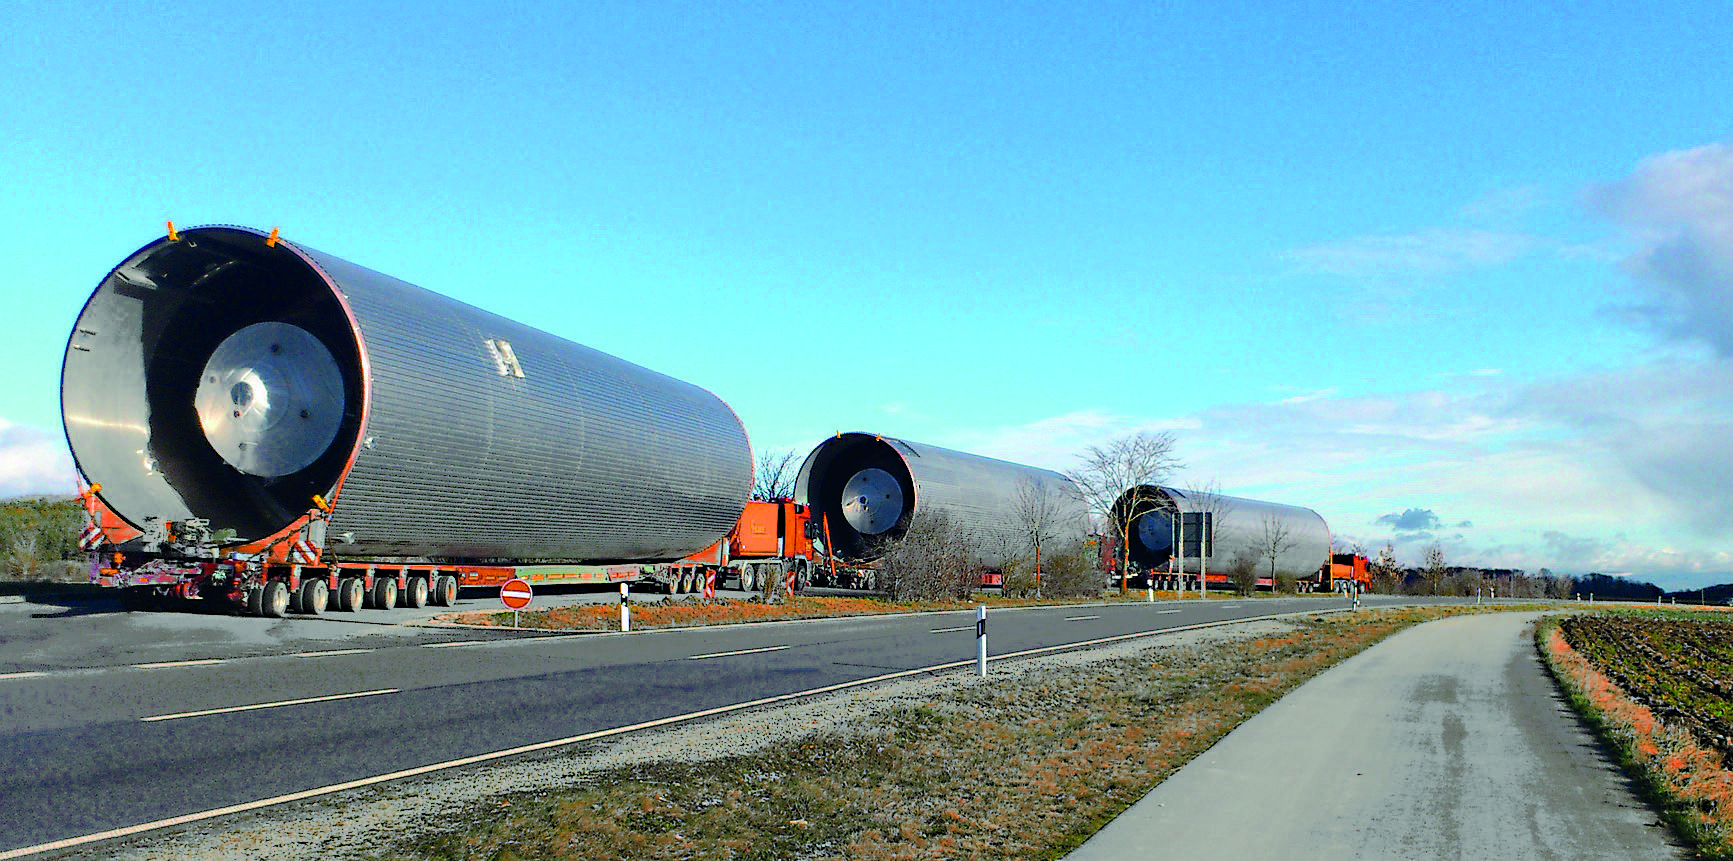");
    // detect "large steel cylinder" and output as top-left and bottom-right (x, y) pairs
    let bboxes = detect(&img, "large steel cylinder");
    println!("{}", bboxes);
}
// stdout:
(1111, 486), (1329, 576)
(62, 226), (751, 562)
(795, 432), (1087, 568)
